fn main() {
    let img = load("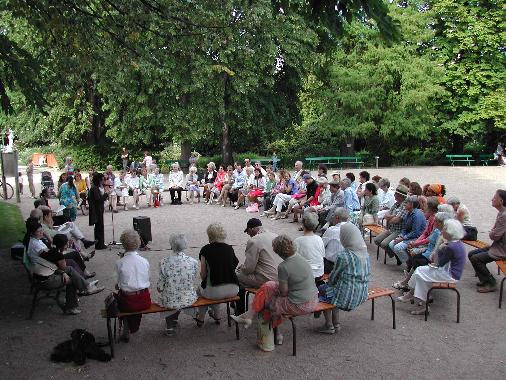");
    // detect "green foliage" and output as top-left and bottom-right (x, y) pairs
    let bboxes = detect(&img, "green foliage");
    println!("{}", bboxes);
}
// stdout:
(0, 202), (25, 248)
